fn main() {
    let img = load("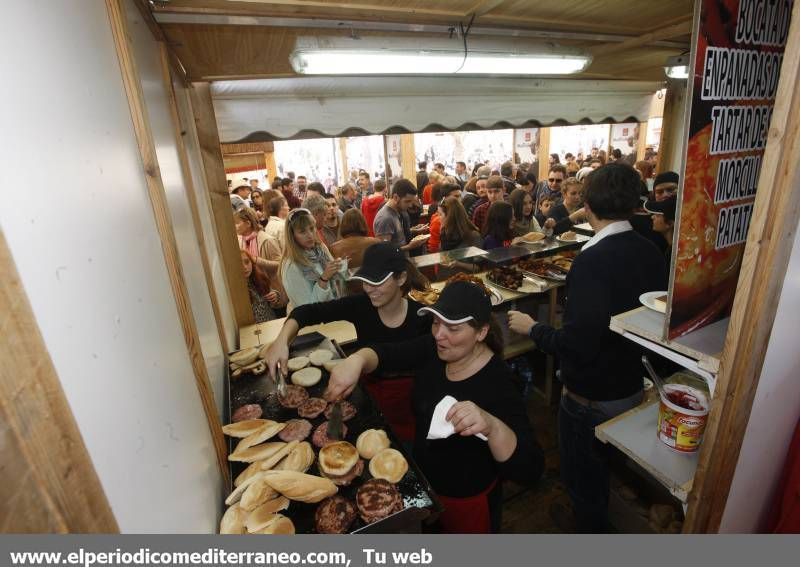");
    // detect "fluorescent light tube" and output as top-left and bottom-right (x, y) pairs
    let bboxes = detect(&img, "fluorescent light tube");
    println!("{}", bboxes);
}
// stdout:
(290, 37), (591, 76)
(664, 55), (690, 79)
